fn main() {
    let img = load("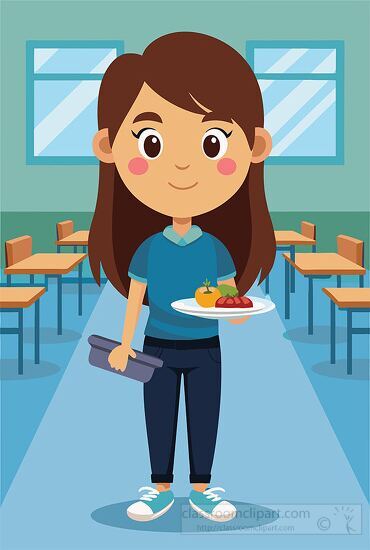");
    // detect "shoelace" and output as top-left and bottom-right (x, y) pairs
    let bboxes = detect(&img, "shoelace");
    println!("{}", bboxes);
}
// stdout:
(138, 486), (160, 502)
(138, 485), (225, 503)
(203, 486), (225, 502)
